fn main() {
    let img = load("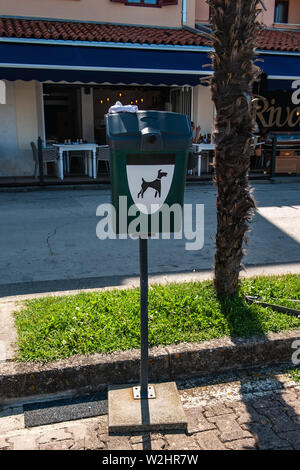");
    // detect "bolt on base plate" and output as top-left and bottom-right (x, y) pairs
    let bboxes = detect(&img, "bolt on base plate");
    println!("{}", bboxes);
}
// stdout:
(133, 385), (156, 400)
